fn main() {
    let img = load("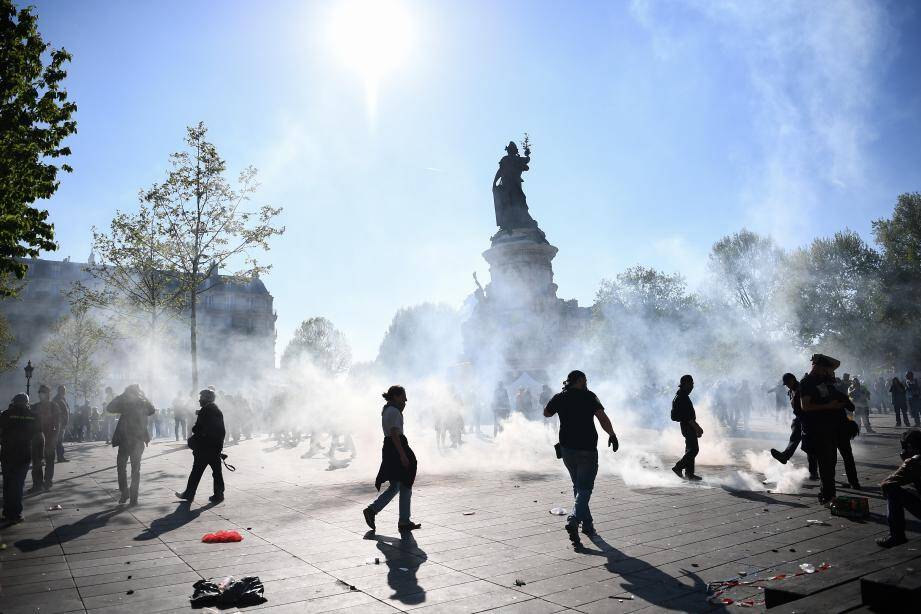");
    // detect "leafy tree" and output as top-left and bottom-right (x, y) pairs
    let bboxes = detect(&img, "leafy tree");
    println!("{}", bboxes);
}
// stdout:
(709, 230), (786, 332)
(282, 317), (351, 374)
(376, 303), (461, 378)
(40, 305), (111, 406)
(0, 1), (77, 292)
(0, 312), (17, 372)
(595, 265), (697, 322)
(144, 122), (284, 391)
